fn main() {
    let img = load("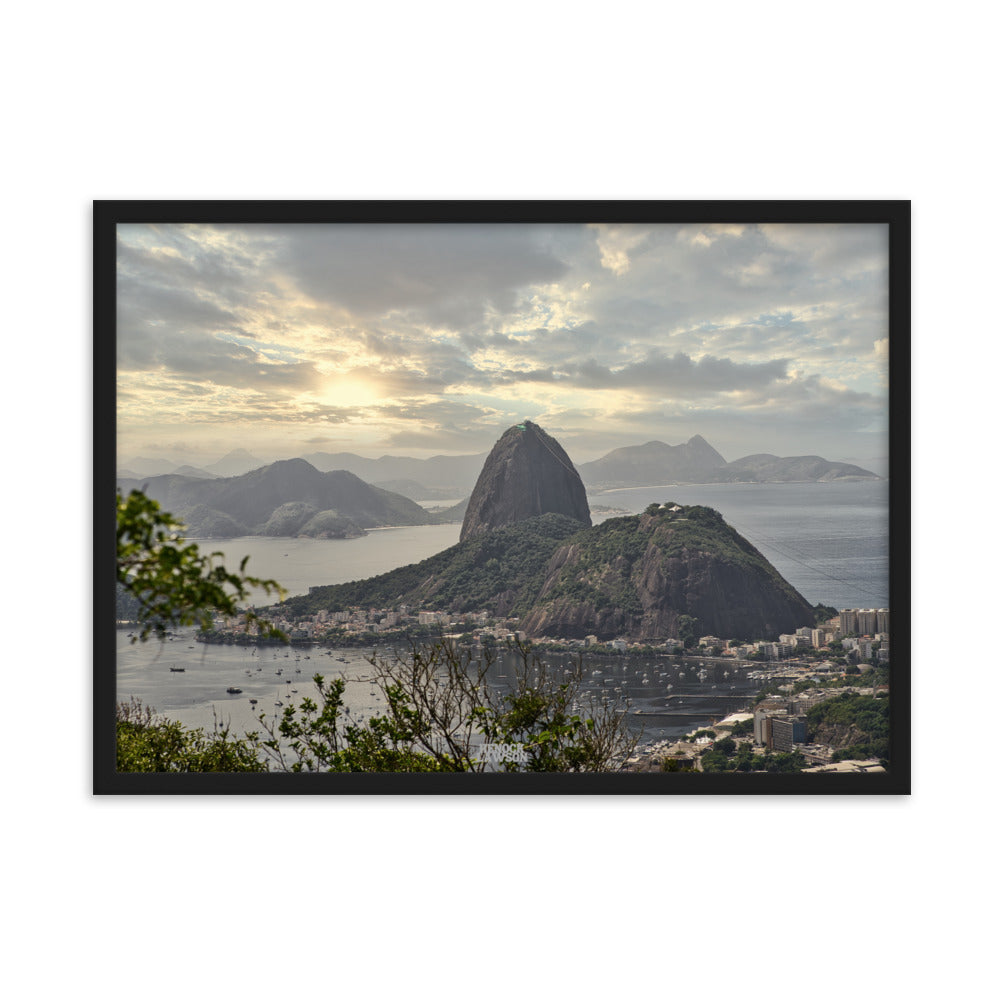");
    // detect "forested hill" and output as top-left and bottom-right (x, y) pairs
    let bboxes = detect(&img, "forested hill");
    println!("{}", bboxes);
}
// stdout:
(282, 503), (821, 642)
(284, 513), (584, 620)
